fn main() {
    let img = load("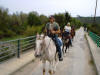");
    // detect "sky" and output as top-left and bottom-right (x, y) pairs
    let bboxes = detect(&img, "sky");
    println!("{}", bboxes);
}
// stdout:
(0, 0), (100, 17)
